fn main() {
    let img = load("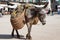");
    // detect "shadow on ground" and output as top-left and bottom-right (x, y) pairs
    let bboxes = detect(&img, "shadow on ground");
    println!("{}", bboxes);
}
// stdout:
(0, 34), (32, 40)
(0, 34), (24, 39)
